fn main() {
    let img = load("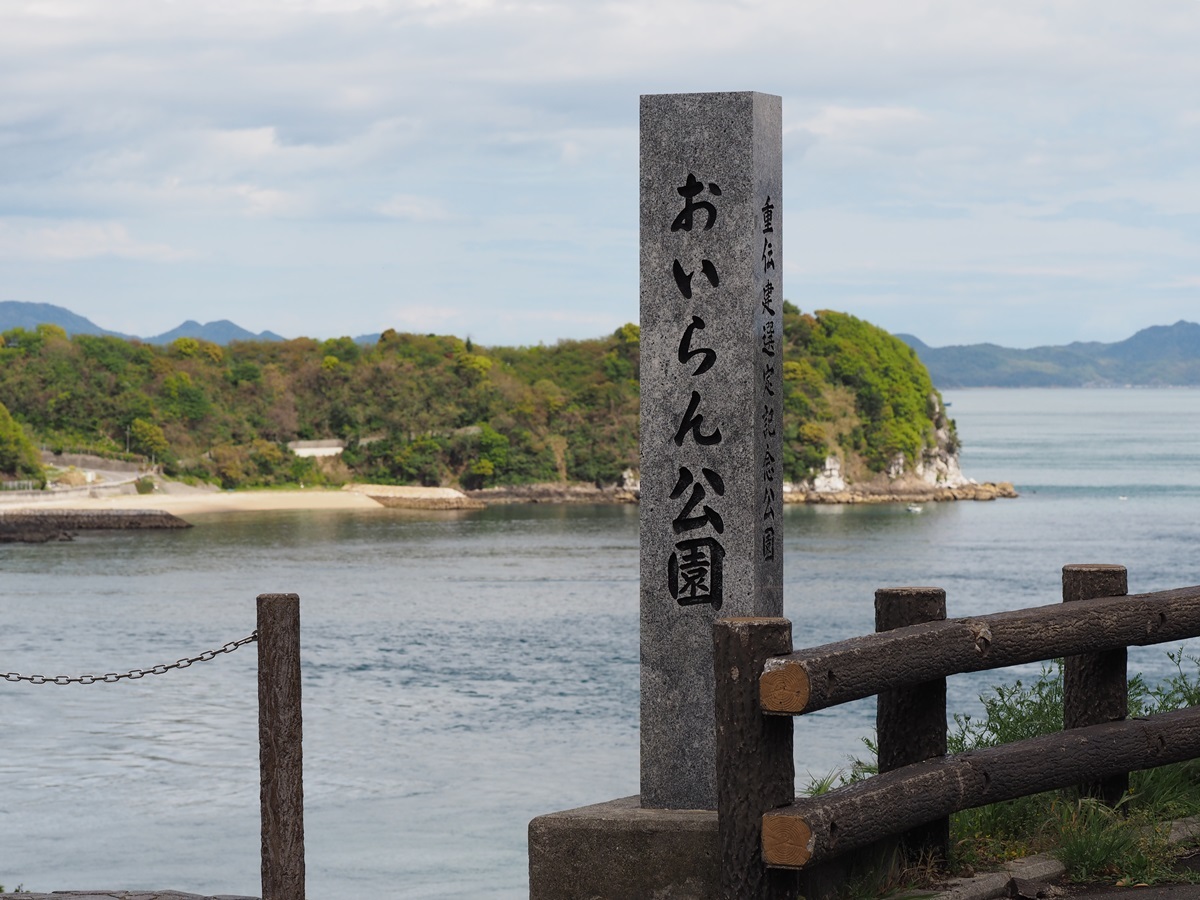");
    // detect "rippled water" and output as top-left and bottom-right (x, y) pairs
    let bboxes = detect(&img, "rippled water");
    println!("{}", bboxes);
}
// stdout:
(2, 388), (1199, 898)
